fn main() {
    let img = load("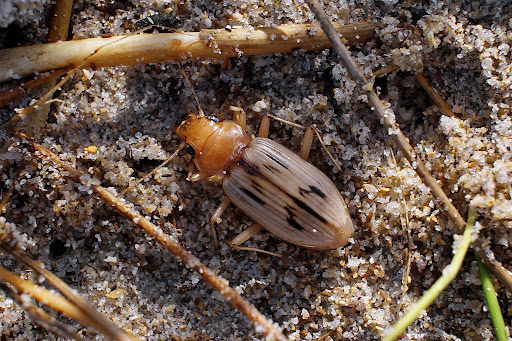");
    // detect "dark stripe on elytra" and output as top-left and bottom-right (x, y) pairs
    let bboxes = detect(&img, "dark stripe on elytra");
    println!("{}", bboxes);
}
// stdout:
(284, 206), (304, 231)
(291, 196), (327, 224)
(251, 180), (263, 193)
(299, 186), (327, 198)
(236, 153), (327, 231)
(267, 153), (289, 169)
(241, 188), (264, 205)
(287, 217), (305, 231)
(238, 159), (261, 176)
(284, 205), (294, 216)
(263, 163), (280, 173)
(310, 185), (326, 198)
